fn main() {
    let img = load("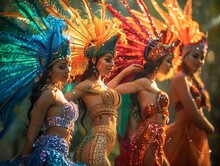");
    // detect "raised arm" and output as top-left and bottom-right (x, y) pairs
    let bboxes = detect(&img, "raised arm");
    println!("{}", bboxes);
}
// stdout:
(111, 77), (156, 95)
(172, 74), (214, 134)
(107, 64), (143, 88)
